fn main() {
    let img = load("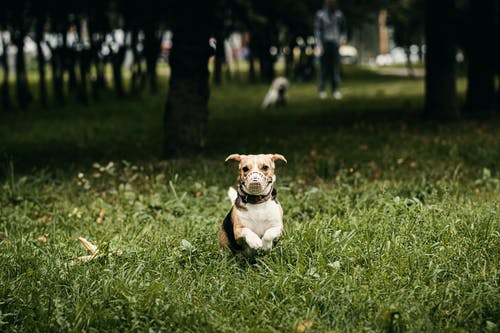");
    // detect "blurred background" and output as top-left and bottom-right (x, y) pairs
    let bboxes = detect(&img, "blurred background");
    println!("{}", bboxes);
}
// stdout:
(0, 0), (499, 165)
(1, 1), (429, 95)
